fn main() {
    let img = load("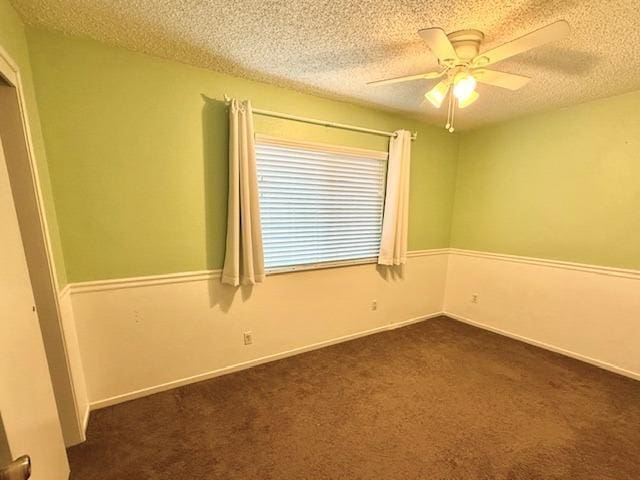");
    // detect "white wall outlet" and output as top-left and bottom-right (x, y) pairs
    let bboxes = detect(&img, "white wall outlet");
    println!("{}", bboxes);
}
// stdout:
(243, 331), (253, 345)
(471, 293), (479, 304)
(371, 300), (378, 311)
